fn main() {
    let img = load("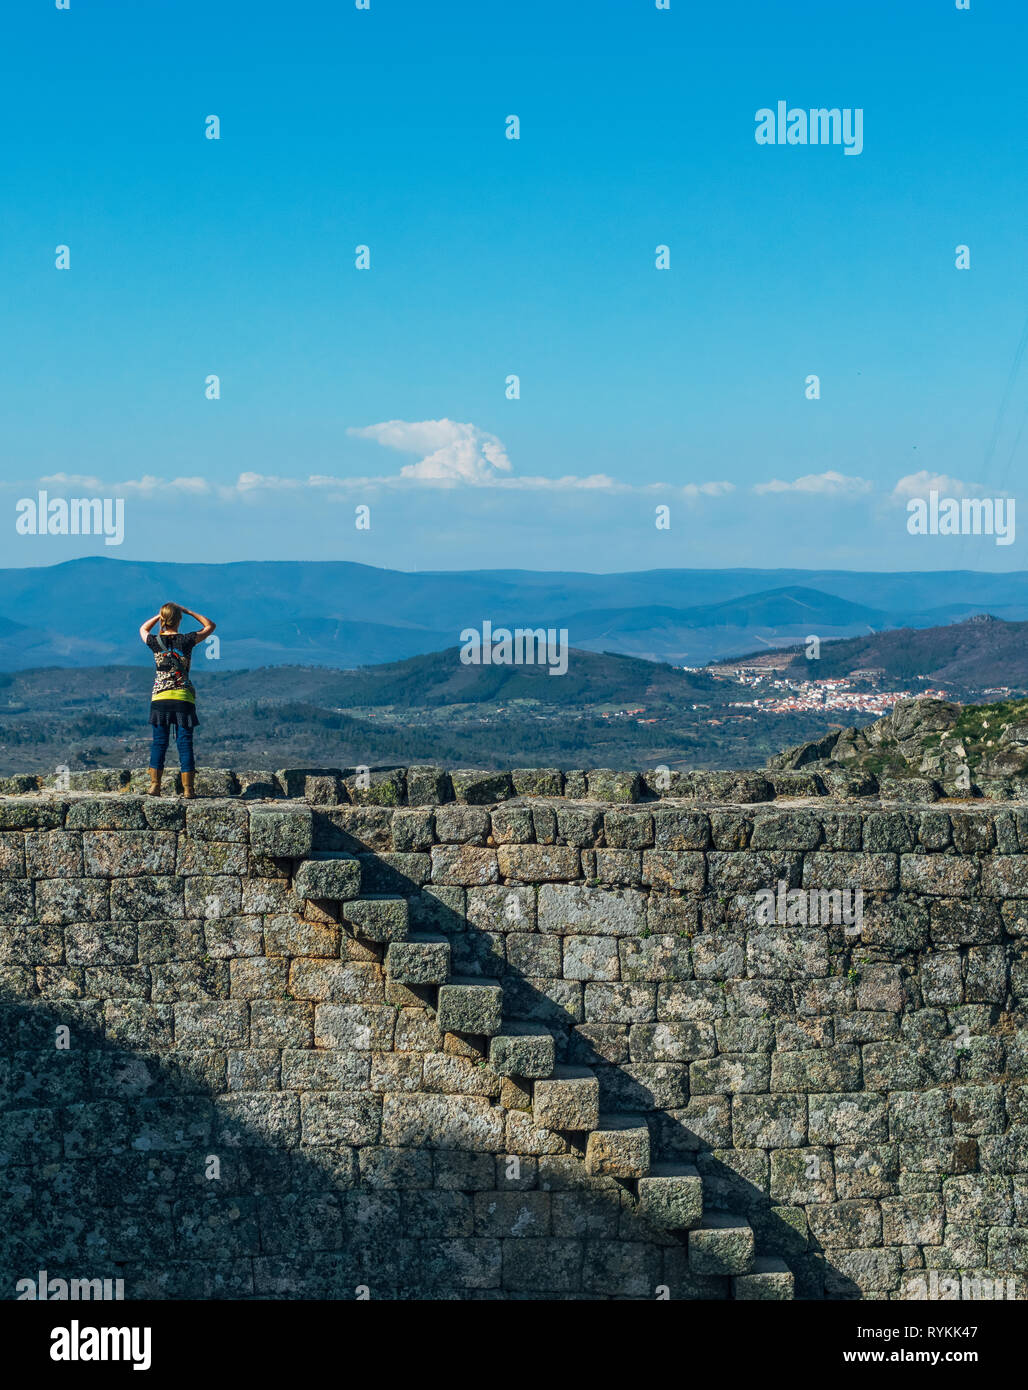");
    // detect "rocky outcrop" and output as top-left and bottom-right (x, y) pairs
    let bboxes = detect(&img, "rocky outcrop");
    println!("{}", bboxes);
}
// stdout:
(768, 697), (1028, 803)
